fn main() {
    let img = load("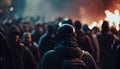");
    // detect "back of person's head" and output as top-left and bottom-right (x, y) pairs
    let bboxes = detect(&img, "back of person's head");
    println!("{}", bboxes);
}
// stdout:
(56, 24), (75, 40)
(102, 21), (109, 32)
(110, 26), (118, 36)
(92, 26), (100, 34)
(46, 24), (56, 35)
(82, 24), (90, 33)
(34, 21), (43, 32)
(74, 21), (82, 30)
(62, 18), (73, 25)
(35, 21), (42, 28)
